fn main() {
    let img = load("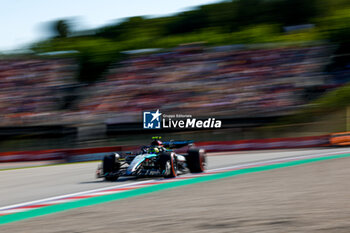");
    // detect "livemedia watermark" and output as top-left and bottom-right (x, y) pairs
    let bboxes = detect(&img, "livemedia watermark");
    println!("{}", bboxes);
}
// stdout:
(143, 109), (221, 129)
